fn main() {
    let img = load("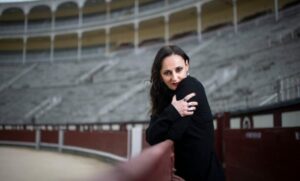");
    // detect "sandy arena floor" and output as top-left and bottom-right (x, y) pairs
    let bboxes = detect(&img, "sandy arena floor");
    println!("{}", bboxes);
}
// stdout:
(0, 146), (112, 181)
